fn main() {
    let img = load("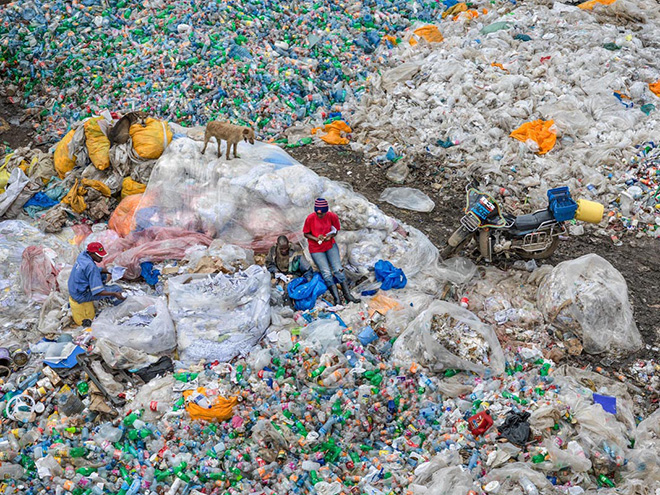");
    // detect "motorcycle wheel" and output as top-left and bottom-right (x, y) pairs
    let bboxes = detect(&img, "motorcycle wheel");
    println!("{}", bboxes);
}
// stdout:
(519, 236), (560, 260)
(441, 226), (473, 259)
